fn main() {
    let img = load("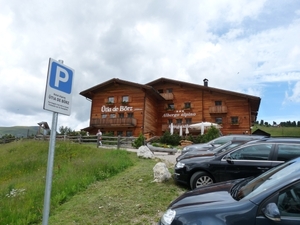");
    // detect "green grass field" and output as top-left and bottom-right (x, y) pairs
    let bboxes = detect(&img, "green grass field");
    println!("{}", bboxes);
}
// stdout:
(0, 140), (184, 225)
(253, 125), (300, 137)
